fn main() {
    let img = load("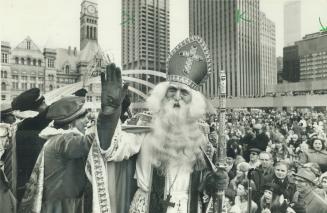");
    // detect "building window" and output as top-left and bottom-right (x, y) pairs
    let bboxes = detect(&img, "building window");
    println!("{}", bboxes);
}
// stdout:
(27, 58), (31, 65)
(22, 76), (28, 81)
(1, 53), (8, 63)
(38, 77), (44, 82)
(21, 83), (28, 90)
(30, 76), (36, 81)
(48, 74), (54, 81)
(49, 85), (53, 91)
(65, 65), (70, 74)
(38, 84), (44, 90)
(12, 82), (19, 89)
(15, 57), (19, 64)
(21, 58), (25, 65)
(33, 59), (36, 66)
(1, 70), (7, 78)
(87, 96), (92, 102)
(38, 60), (42, 66)
(48, 59), (54, 68)
(1, 95), (6, 101)
(30, 83), (36, 88)
(96, 96), (100, 102)
(1, 82), (6, 90)
(27, 41), (31, 49)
